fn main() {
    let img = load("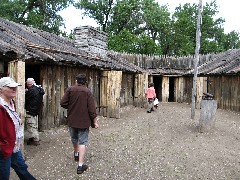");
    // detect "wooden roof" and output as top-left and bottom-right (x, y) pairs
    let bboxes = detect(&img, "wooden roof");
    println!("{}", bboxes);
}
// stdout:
(147, 50), (240, 76)
(0, 18), (143, 73)
(195, 49), (240, 75)
(1, 17), (239, 76)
